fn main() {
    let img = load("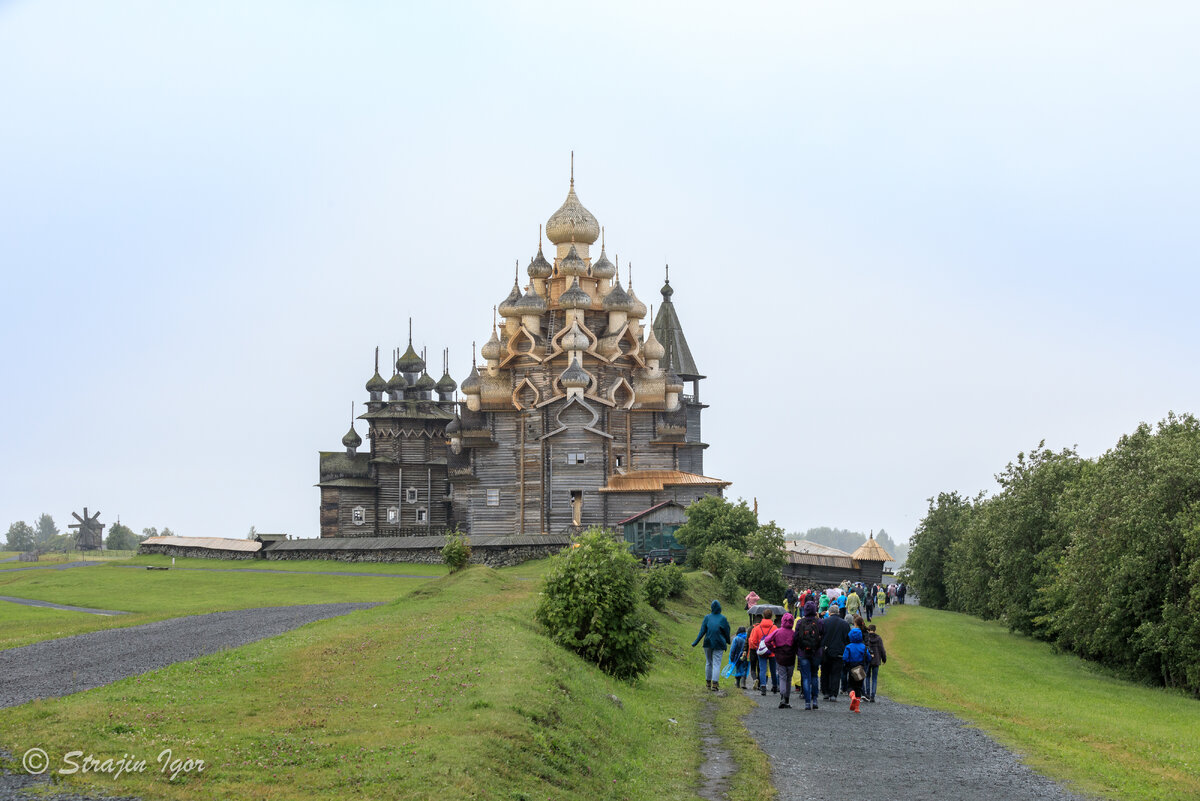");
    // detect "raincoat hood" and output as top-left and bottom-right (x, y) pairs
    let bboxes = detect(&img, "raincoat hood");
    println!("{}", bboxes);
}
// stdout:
(849, 627), (864, 644)
(803, 602), (818, 617)
(780, 613), (794, 629)
(711, 599), (722, 614)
